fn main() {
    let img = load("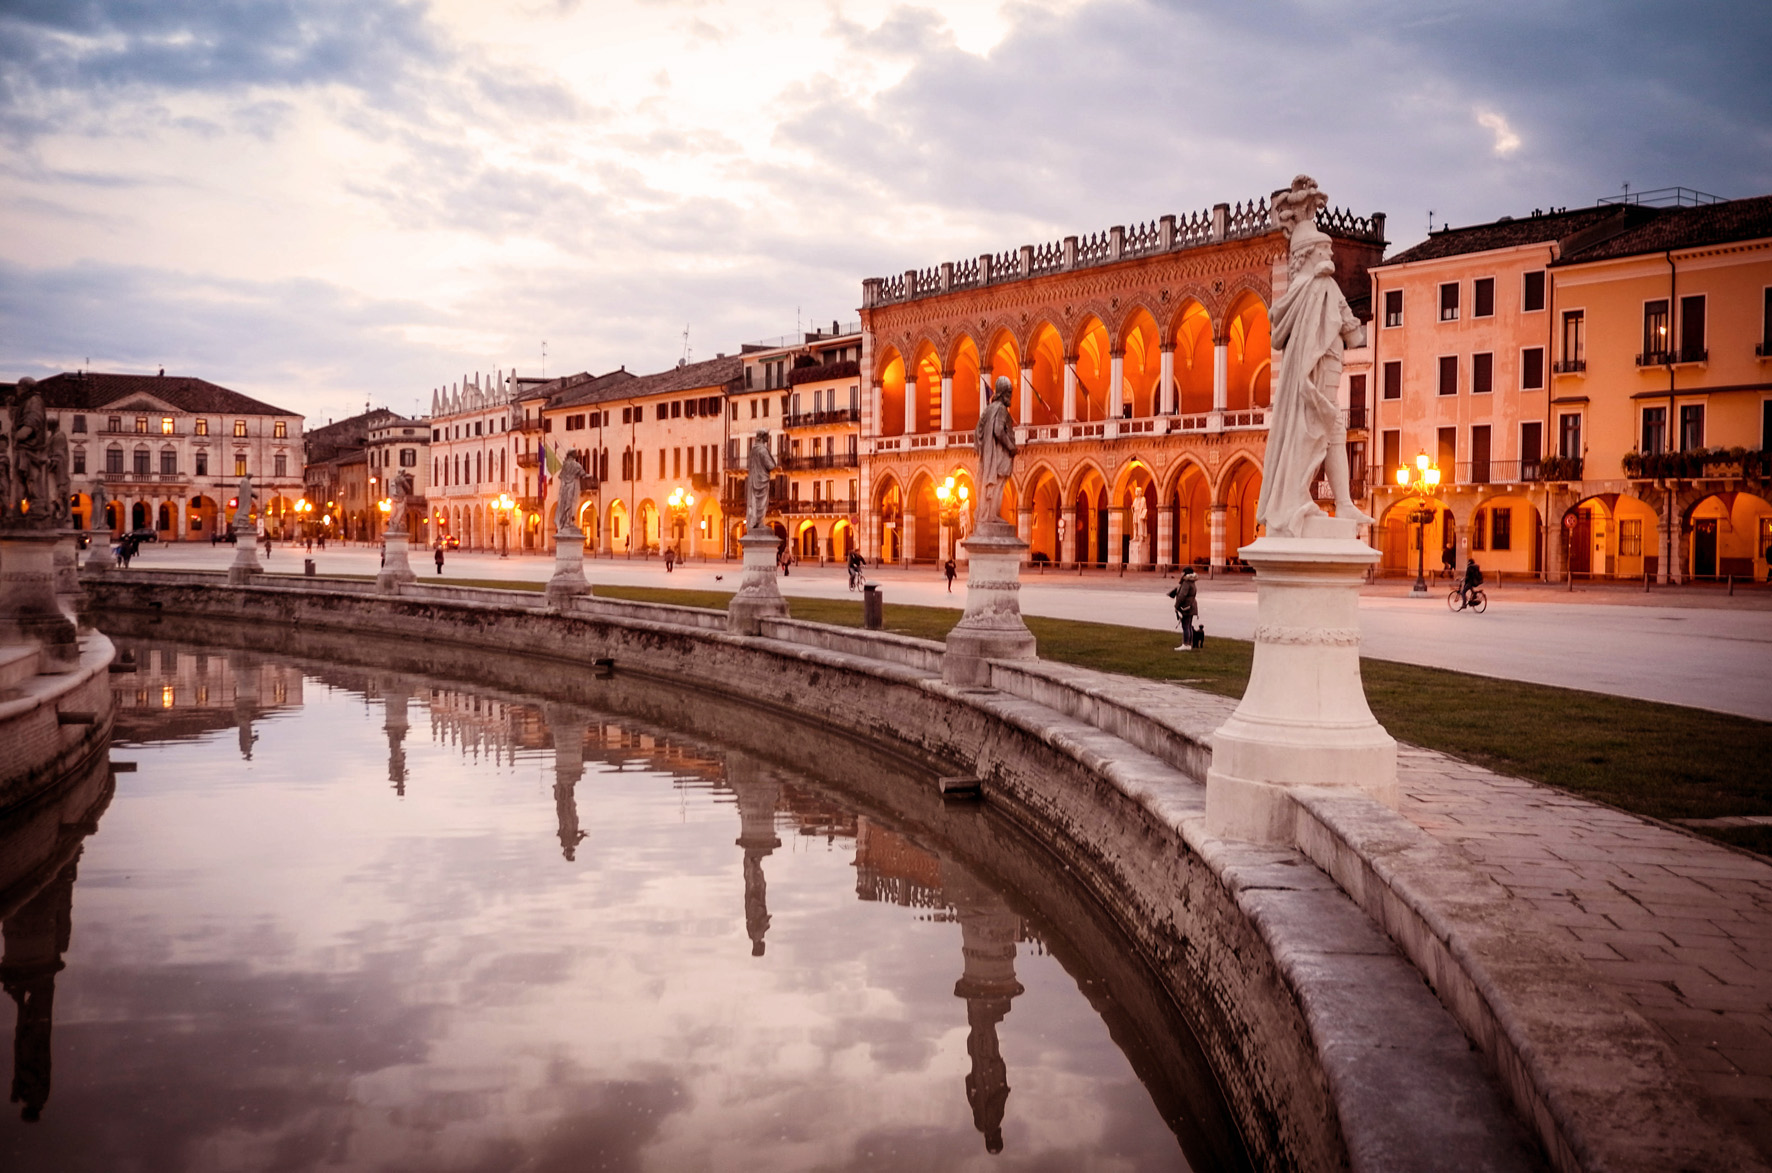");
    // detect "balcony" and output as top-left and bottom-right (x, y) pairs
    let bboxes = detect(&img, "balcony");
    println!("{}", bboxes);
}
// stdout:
(513, 417), (544, 433)
(516, 451), (540, 469)
(780, 498), (858, 516)
(779, 452), (861, 472)
(1346, 406), (1367, 431)
(782, 406), (862, 430)
(786, 359), (861, 388)
(1638, 349), (1707, 368)
(1552, 359), (1586, 375)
